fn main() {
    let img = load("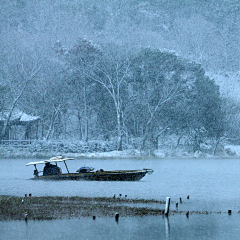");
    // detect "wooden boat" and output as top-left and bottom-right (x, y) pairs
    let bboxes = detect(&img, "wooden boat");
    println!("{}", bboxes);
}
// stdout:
(26, 156), (154, 181)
